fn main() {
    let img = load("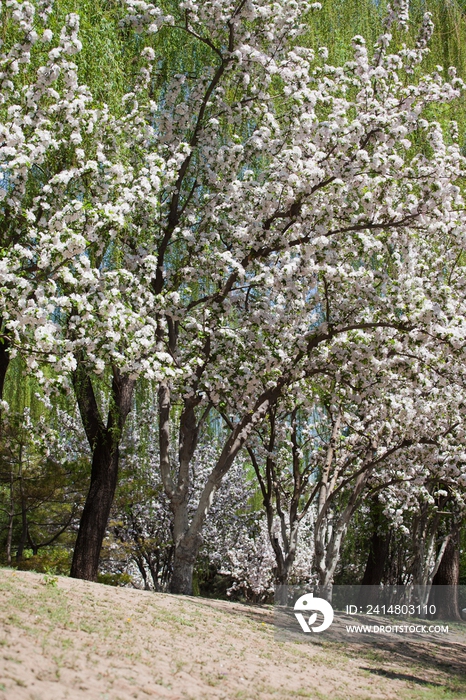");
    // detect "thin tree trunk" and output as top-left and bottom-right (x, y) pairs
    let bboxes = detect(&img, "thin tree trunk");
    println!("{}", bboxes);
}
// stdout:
(70, 363), (135, 581)
(0, 326), (11, 563)
(16, 490), (28, 562)
(315, 469), (369, 602)
(15, 443), (27, 562)
(6, 470), (14, 566)
(27, 527), (39, 556)
(0, 324), (10, 402)
(134, 555), (150, 590)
